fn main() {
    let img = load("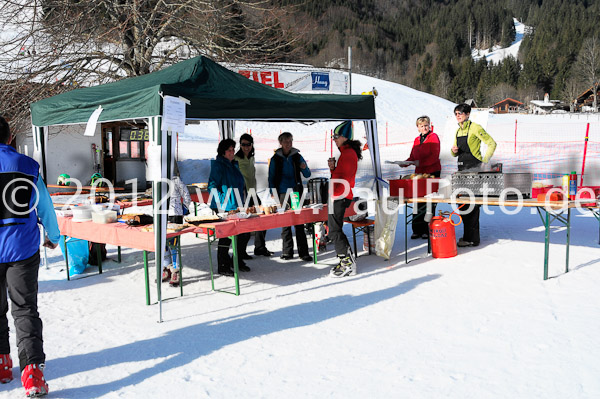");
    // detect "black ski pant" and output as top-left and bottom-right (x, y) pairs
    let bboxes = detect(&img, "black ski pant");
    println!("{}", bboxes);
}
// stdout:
(458, 204), (480, 244)
(0, 251), (45, 370)
(237, 230), (267, 255)
(412, 170), (441, 236)
(217, 237), (245, 266)
(279, 194), (309, 257)
(237, 196), (267, 254)
(328, 198), (352, 256)
(412, 202), (437, 236)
